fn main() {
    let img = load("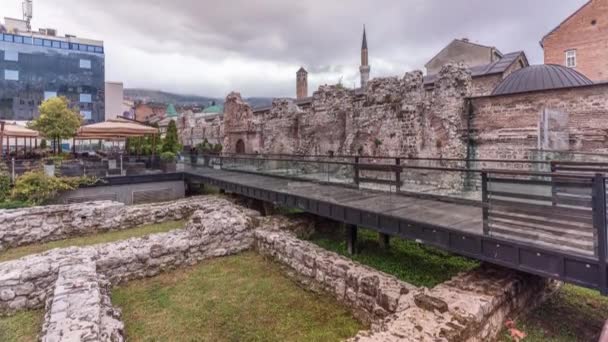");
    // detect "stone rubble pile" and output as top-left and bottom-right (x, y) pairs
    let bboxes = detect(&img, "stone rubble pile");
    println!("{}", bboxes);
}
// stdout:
(0, 196), (222, 252)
